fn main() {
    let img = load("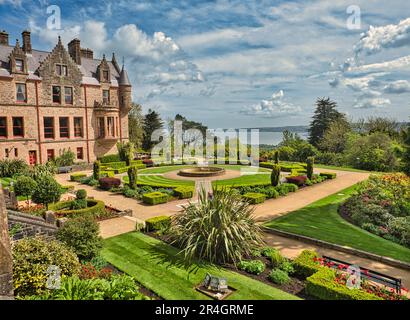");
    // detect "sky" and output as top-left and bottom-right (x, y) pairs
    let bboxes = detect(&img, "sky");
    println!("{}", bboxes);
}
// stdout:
(1, 0), (410, 128)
